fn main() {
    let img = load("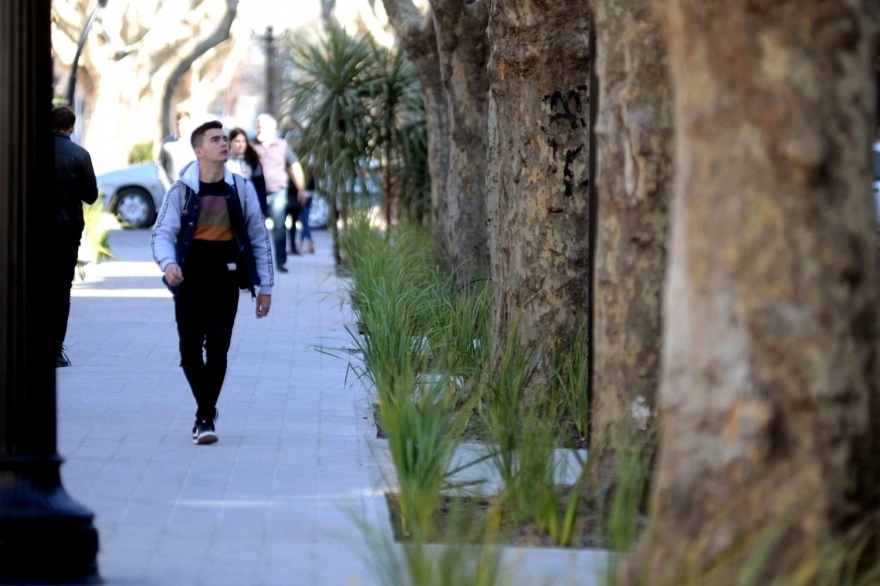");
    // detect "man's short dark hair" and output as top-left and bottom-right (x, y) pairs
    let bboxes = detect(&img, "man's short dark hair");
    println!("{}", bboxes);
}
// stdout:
(190, 120), (224, 148)
(52, 105), (76, 132)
